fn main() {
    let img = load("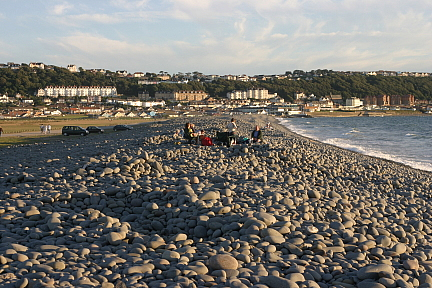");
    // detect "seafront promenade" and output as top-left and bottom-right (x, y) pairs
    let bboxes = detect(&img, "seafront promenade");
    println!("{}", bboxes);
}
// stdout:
(0, 115), (431, 287)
